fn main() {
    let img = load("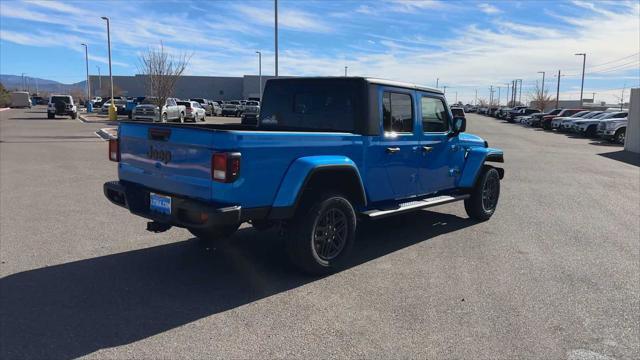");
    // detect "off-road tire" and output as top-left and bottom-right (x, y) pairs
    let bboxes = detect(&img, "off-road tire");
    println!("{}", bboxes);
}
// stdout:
(465, 166), (500, 221)
(71, 112), (77, 119)
(286, 193), (357, 275)
(189, 223), (240, 248)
